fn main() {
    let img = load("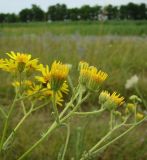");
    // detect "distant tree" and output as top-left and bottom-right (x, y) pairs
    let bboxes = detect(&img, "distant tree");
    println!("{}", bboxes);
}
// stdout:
(19, 8), (33, 22)
(47, 4), (67, 21)
(120, 5), (128, 19)
(5, 13), (18, 23)
(104, 5), (119, 19)
(90, 5), (101, 20)
(127, 3), (140, 20)
(138, 3), (147, 19)
(80, 5), (91, 20)
(67, 8), (80, 21)
(0, 13), (6, 23)
(31, 4), (45, 21)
